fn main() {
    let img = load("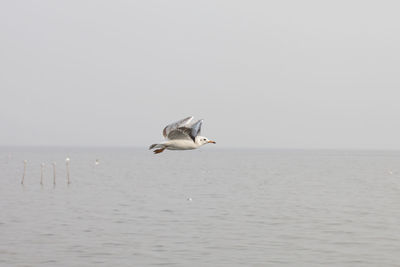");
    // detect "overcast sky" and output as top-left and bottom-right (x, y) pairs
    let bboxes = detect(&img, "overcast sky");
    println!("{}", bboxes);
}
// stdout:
(1, 1), (399, 149)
